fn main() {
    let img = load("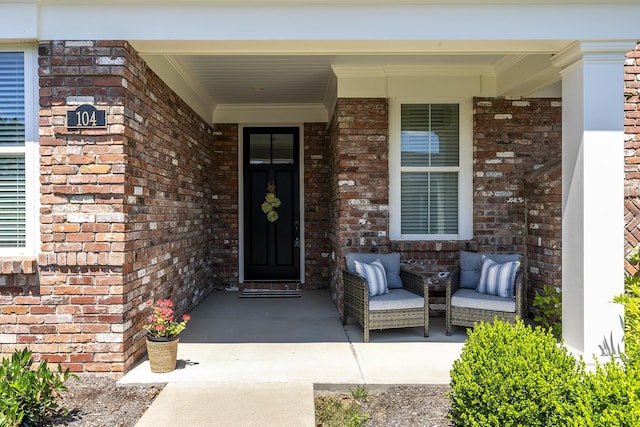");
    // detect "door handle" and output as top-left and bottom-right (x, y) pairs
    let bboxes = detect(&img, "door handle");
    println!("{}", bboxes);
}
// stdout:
(294, 220), (300, 247)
